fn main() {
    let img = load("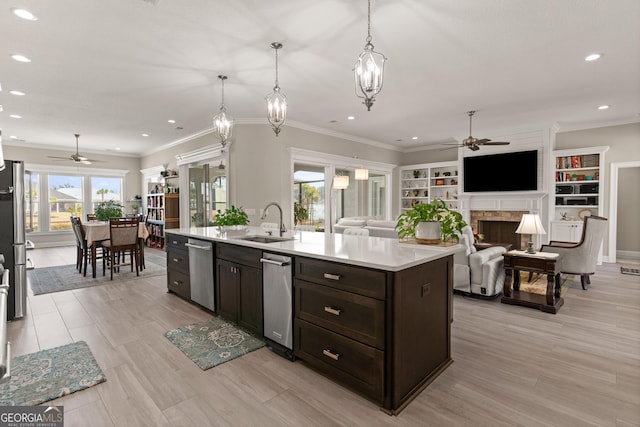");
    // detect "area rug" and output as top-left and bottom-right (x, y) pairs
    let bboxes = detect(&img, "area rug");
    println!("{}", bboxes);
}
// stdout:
(0, 341), (106, 406)
(621, 266), (640, 276)
(28, 257), (166, 295)
(518, 272), (573, 296)
(164, 317), (265, 370)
